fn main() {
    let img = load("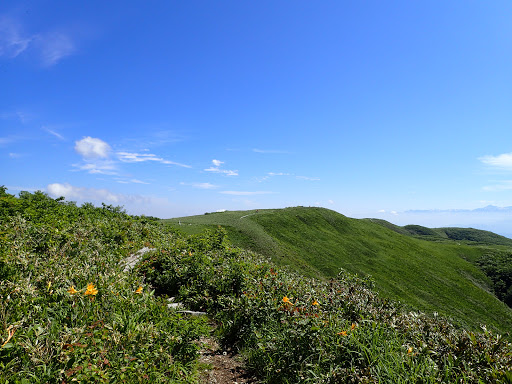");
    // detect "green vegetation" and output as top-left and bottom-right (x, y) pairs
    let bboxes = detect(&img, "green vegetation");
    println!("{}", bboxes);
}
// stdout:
(139, 238), (512, 383)
(371, 220), (512, 311)
(3, 191), (512, 382)
(0, 188), (208, 383)
(375, 220), (512, 247)
(165, 207), (512, 334)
